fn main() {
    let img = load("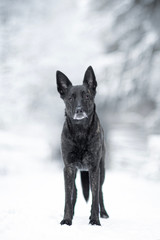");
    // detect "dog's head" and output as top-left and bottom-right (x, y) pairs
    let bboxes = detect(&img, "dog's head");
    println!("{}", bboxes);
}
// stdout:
(56, 66), (97, 121)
